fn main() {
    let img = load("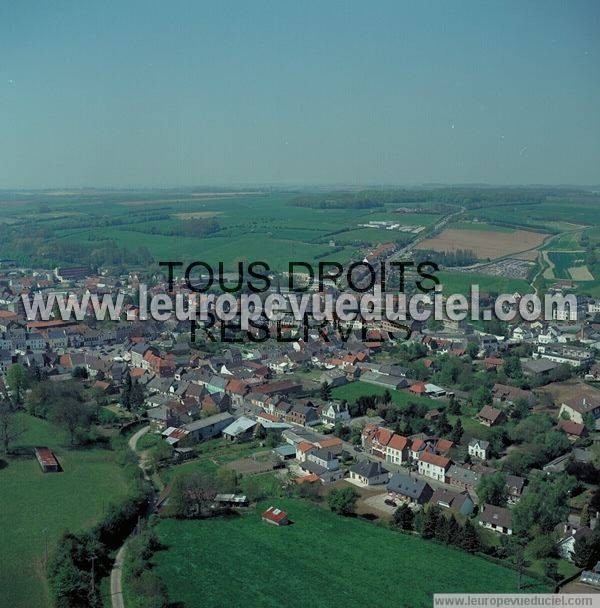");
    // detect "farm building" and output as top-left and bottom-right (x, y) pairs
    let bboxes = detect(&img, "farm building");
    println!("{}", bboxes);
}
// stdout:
(214, 494), (248, 507)
(222, 416), (258, 442)
(34, 447), (60, 473)
(262, 506), (289, 526)
(182, 412), (234, 443)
